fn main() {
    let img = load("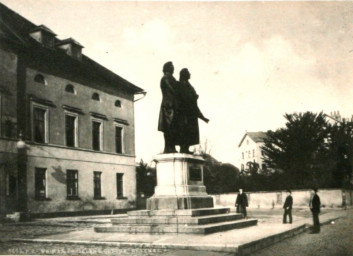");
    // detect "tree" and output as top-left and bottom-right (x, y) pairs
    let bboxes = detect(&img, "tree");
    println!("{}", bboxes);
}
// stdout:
(202, 153), (240, 194)
(246, 161), (260, 176)
(261, 112), (330, 189)
(136, 159), (156, 197)
(326, 121), (353, 188)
